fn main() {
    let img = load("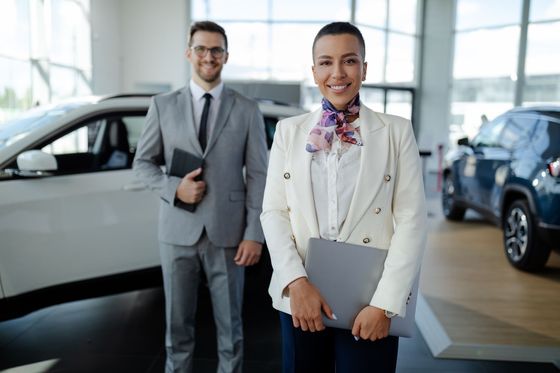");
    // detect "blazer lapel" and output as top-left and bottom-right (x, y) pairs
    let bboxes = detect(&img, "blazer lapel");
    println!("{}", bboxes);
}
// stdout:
(204, 87), (234, 156)
(338, 106), (388, 241)
(291, 109), (322, 238)
(177, 87), (203, 156)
